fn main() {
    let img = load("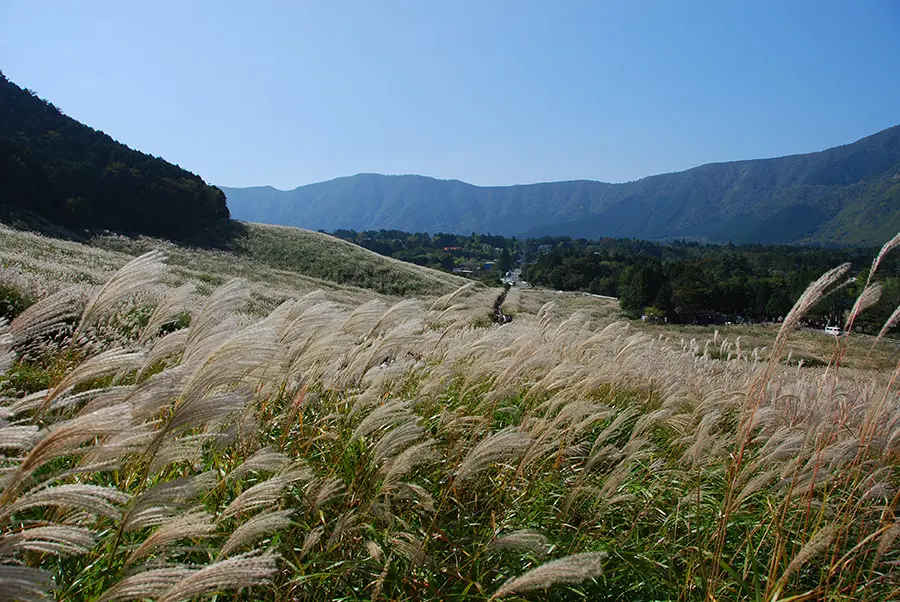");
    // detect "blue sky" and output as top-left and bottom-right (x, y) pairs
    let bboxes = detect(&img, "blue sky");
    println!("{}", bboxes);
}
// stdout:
(2, 1), (898, 189)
